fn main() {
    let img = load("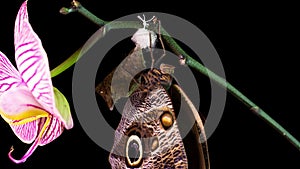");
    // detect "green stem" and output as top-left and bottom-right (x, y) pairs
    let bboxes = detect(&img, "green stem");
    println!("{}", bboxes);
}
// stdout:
(51, 1), (300, 150)
(186, 56), (300, 150)
(71, 1), (108, 26)
(50, 47), (81, 78)
(51, 1), (143, 77)
(159, 27), (300, 150)
(50, 24), (105, 78)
